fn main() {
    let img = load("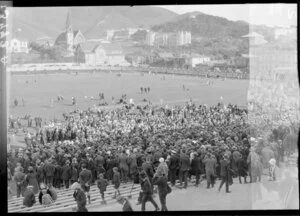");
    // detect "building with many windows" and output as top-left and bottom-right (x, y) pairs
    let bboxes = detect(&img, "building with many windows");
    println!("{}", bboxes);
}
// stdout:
(145, 31), (192, 47)
(6, 37), (29, 53)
